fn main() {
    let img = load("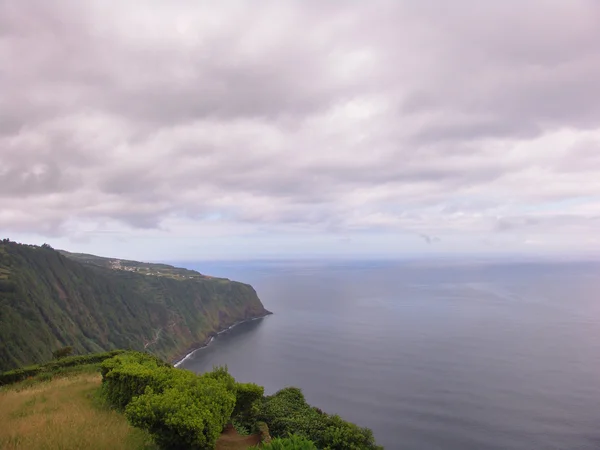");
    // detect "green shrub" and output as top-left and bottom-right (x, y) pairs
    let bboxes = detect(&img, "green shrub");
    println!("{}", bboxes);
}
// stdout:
(232, 419), (251, 436)
(233, 382), (264, 423)
(257, 387), (313, 437)
(319, 414), (380, 450)
(255, 435), (318, 450)
(199, 365), (236, 392)
(101, 352), (194, 410)
(35, 372), (54, 382)
(257, 387), (382, 450)
(125, 377), (236, 450)
(45, 349), (127, 372)
(52, 346), (74, 359)
(256, 421), (272, 444)
(0, 365), (42, 385)
(0, 350), (129, 387)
